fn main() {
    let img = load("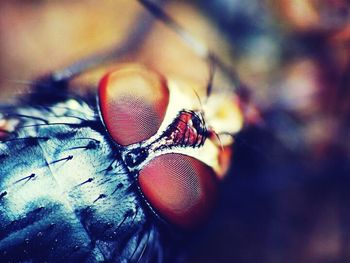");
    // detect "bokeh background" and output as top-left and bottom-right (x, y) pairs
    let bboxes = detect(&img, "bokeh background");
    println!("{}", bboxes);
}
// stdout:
(1, 1), (350, 262)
